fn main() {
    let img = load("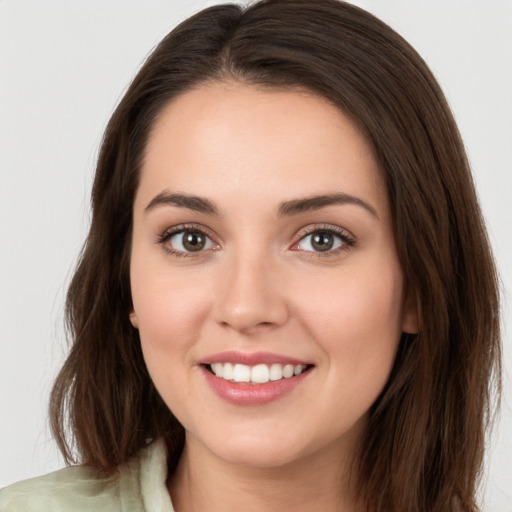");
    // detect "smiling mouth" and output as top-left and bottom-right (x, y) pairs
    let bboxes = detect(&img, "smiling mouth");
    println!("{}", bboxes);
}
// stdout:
(205, 363), (313, 384)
